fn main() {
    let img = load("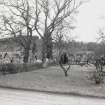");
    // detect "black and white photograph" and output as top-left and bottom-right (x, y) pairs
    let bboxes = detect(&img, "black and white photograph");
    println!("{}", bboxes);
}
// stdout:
(0, 0), (105, 105)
